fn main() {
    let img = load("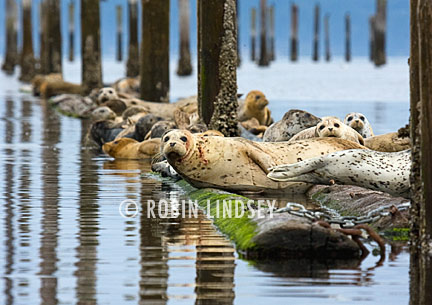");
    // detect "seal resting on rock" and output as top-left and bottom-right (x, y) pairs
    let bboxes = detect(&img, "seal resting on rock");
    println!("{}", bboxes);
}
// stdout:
(344, 112), (374, 138)
(263, 109), (321, 142)
(102, 138), (161, 159)
(238, 90), (273, 126)
(268, 149), (410, 198)
(364, 132), (410, 152)
(289, 117), (365, 145)
(161, 130), (365, 194)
